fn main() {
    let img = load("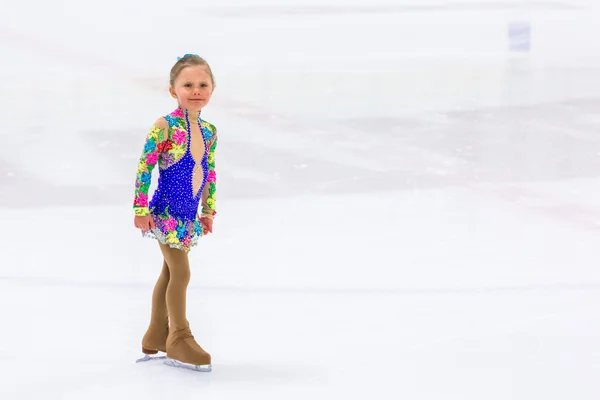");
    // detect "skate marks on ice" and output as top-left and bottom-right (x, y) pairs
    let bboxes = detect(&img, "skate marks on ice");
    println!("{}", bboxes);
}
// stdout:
(3, 96), (600, 211)
(334, 96), (600, 185)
